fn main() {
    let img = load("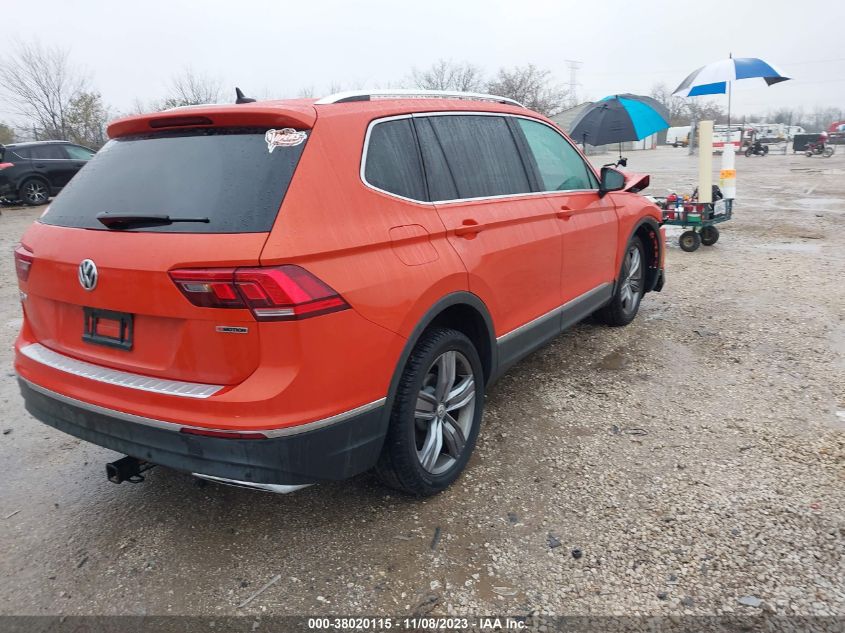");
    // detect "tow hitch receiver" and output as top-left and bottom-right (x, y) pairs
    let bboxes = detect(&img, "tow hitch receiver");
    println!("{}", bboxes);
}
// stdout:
(106, 456), (155, 484)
